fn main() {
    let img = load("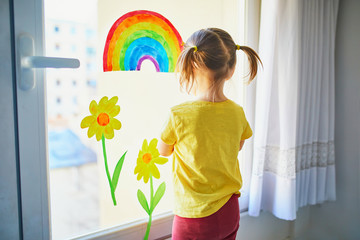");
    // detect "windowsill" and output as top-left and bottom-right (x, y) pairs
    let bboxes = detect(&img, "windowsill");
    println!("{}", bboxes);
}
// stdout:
(73, 211), (174, 240)
(73, 203), (250, 240)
